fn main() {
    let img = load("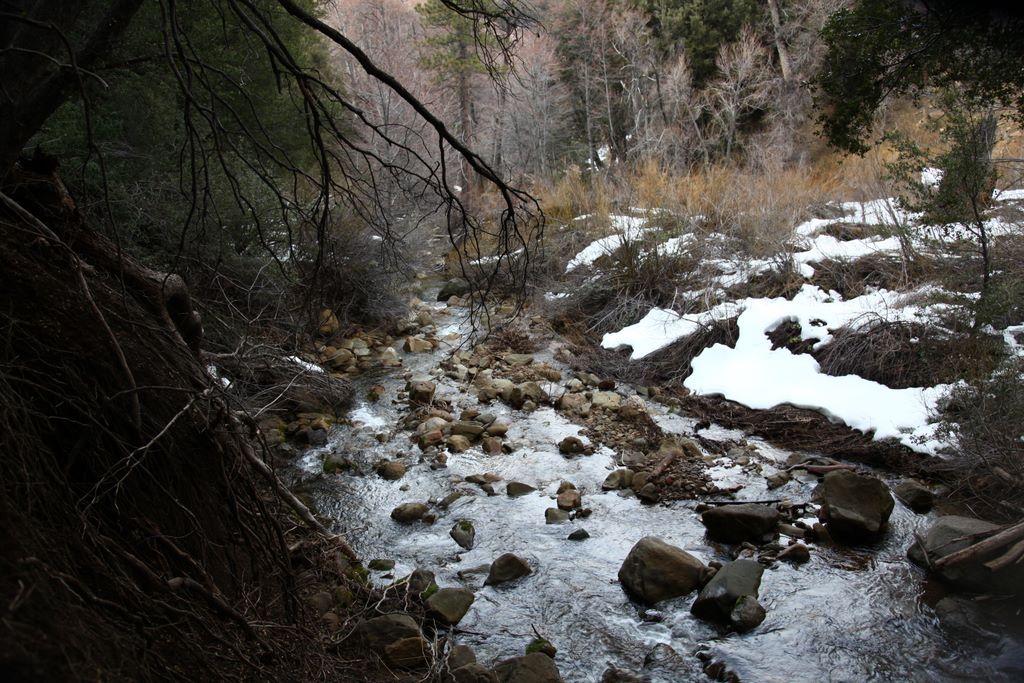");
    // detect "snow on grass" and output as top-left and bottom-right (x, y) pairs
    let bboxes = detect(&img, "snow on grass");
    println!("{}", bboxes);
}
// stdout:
(565, 214), (650, 272)
(601, 301), (741, 360)
(792, 233), (905, 277)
